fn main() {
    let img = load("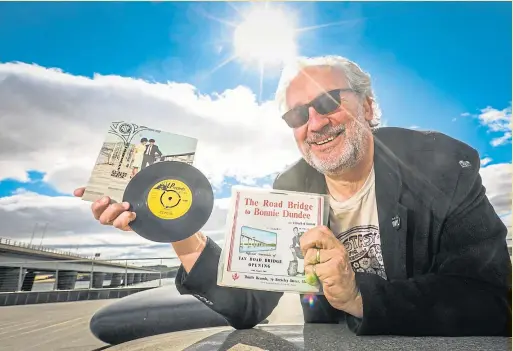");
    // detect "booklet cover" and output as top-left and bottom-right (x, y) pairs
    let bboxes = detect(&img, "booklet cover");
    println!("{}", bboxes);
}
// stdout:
(81, 121), (198, 203)
(217, 186), (330, 294)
